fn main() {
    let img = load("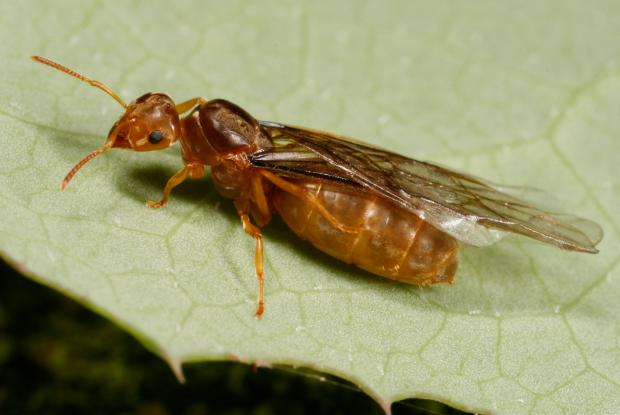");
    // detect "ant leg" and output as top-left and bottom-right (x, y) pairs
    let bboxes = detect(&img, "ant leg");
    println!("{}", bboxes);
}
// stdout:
(251, 174), (272, 226)
(146, 163), (203, 208)
(235, 201), (265, 318)
(259, 170), (359, 234)
(175, 97), (208, 115)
